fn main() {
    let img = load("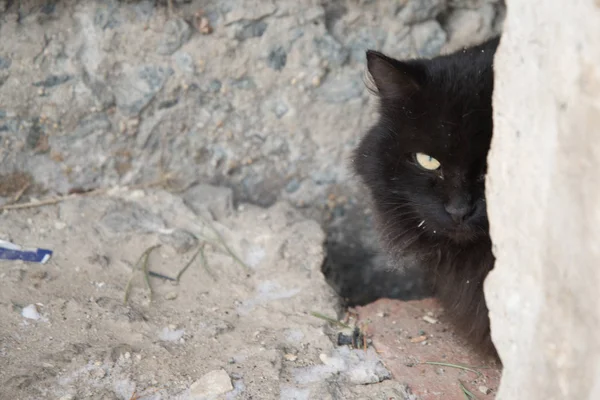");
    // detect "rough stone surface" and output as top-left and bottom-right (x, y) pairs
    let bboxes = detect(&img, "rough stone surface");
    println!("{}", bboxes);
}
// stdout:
(486, 1), (600, 399)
